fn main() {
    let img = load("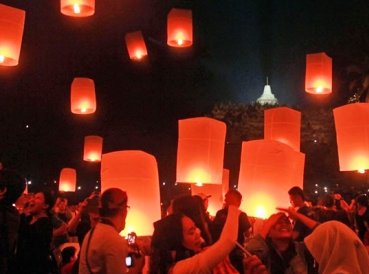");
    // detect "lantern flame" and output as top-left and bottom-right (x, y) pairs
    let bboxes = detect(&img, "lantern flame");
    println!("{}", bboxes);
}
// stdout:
(134, 50), (143, 60)
(358, 169), (366, 174)
(177, 39), (183, 46)
(255, 206), (267, 219)
(0, 55), (4, 63)
(73, 4), (81, 14)
(316, 86), (323, 93)
(195, 182), (203, 187)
